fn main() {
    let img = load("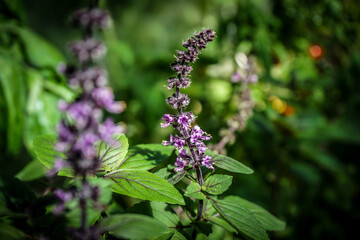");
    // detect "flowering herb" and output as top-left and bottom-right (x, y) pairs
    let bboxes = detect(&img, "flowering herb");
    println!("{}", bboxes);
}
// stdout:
(161, 28), (215, 174)
(160, 28), (215, 237)
(53, 5), (124, 240)
(155, 32), (285, 240)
